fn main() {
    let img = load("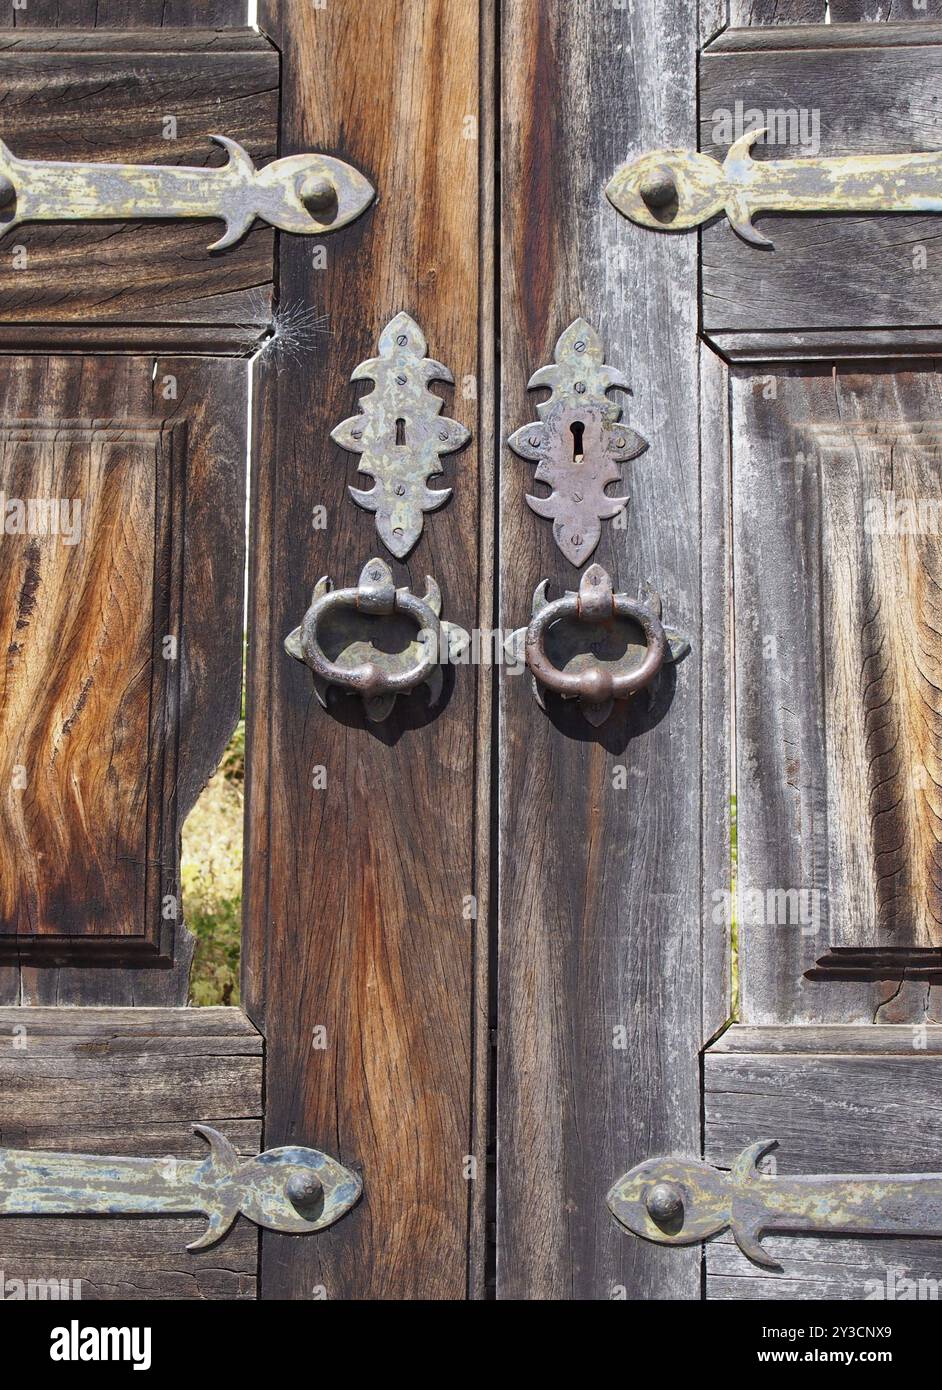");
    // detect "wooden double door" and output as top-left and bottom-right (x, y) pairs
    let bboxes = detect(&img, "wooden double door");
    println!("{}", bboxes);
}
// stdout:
(3, 0), (942, 1302)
